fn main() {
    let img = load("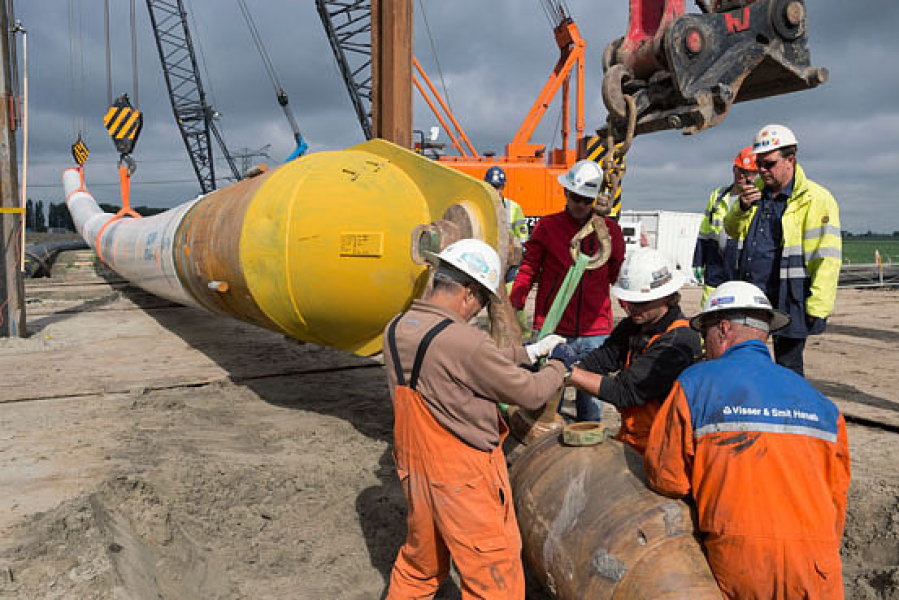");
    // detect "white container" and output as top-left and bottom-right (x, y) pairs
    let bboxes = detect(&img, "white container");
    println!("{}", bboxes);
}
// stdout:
(618, 210), (703, 279)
